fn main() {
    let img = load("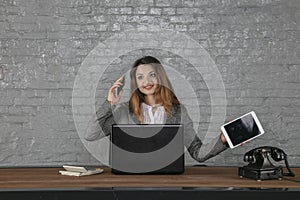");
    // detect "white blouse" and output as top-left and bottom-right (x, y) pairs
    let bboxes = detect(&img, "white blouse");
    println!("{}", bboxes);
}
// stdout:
(141, 103), (165, 124)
